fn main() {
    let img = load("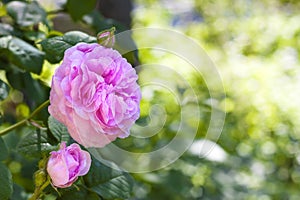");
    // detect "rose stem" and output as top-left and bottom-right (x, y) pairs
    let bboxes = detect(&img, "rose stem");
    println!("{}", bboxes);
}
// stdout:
(29, 179), (50, 200)
(0, 100), (50, 136)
